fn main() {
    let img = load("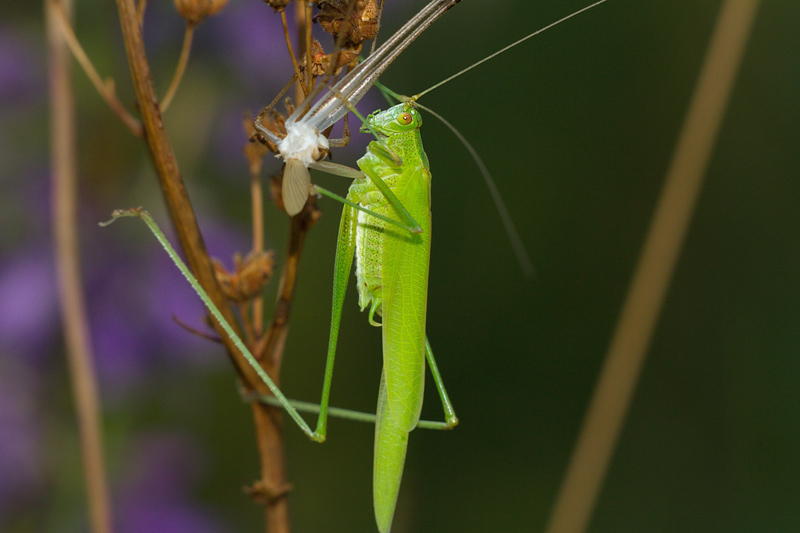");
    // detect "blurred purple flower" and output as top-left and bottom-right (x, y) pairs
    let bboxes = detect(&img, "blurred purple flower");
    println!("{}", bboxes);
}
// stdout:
(200, 2), (292, 95)
(0, 27), (45, 105)
(86, 213), (250, 397)
(120, 506), (229, 533)
(88, 255), (160, 391)
(116, 433), (229, 533)
(147, 216), (252, 363)
(0, 248), (59, 364)
(0, 360), (44, 520)
(208, 106), (256, 183)
(140, 1), (186, 54)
